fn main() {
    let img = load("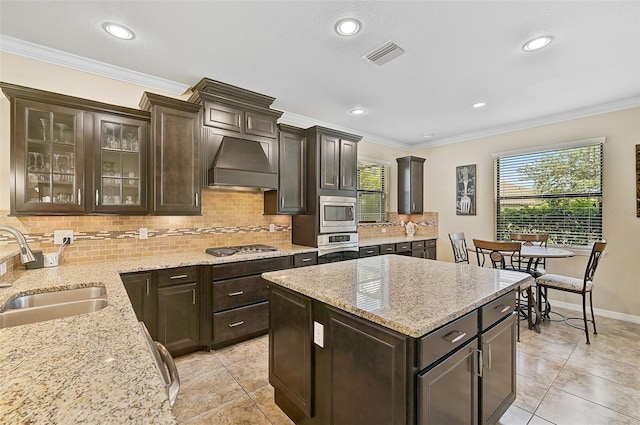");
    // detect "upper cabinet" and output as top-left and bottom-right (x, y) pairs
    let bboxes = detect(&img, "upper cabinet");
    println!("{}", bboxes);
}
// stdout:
(1, 82), (150, 216)
(307, 126), (361, 196)
(264, 124), (306, 214)
(397, 156), (425, 214)
(140, 92), (202, 216)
